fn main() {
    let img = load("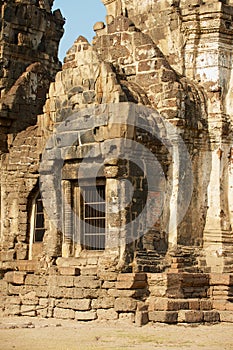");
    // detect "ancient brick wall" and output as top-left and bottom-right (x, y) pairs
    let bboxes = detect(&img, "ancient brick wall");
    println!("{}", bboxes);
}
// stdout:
(0, 0), (233, 324)
(1, 1), (232, 272)
(2, 268), (233, 324)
